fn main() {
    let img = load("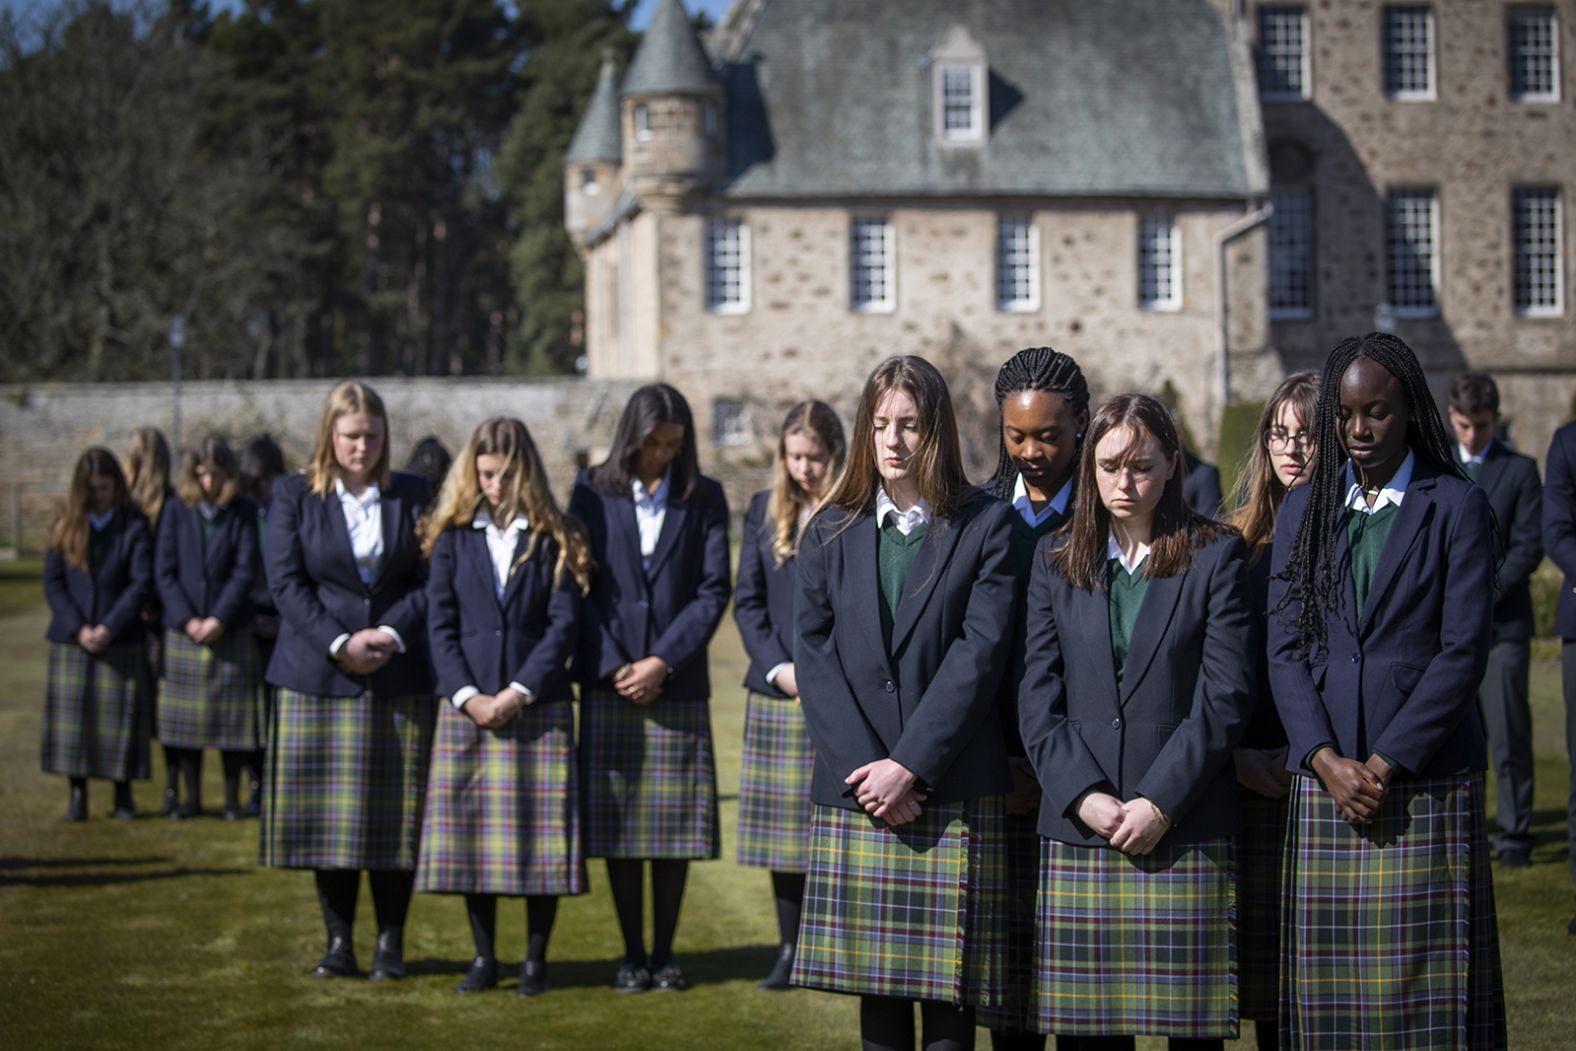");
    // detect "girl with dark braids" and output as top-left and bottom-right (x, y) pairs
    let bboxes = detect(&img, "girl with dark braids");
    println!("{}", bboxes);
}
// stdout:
(1267, 334), (1506, 1049)
(978, 347), (1088, 1051)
